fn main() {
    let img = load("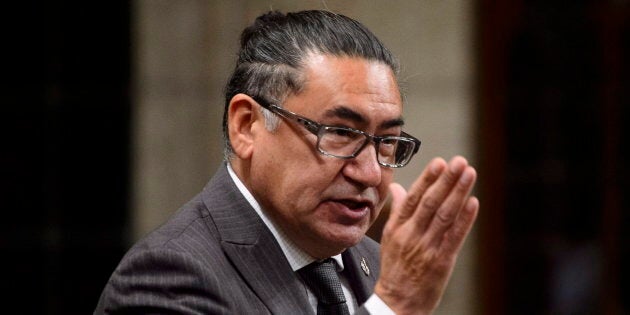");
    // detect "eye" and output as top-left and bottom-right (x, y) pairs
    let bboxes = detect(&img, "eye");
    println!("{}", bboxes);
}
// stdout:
(331, 128), (356, 138)
(378, 139), (397, 157)
(321, 127), (363, 149)
(322, 126), (360, 139)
